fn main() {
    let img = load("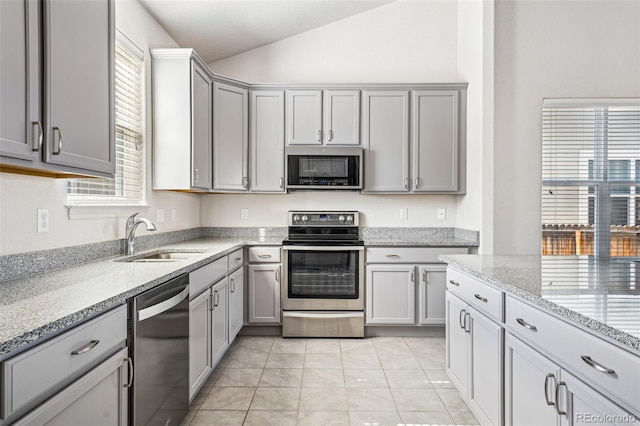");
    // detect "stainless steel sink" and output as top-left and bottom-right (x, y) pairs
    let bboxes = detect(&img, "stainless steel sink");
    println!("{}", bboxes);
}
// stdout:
(117, 250), (205, 263)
